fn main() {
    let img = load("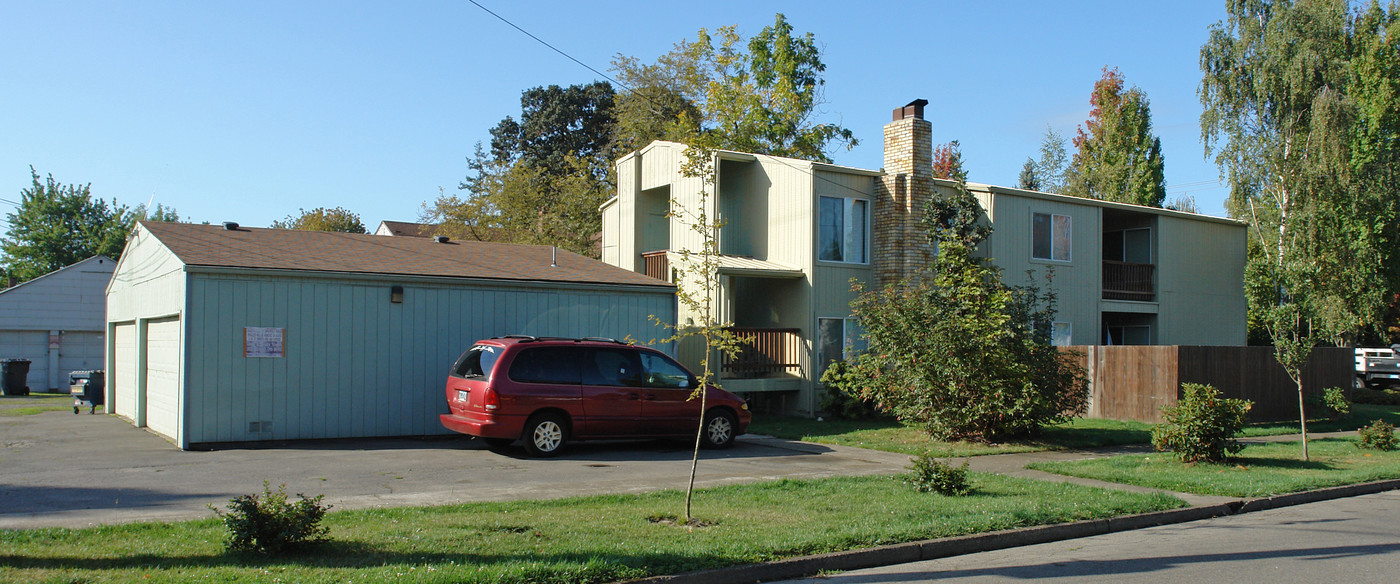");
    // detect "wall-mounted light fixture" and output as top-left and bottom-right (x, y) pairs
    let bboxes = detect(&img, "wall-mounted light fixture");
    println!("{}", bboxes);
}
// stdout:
(390, 285), (404, 304)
